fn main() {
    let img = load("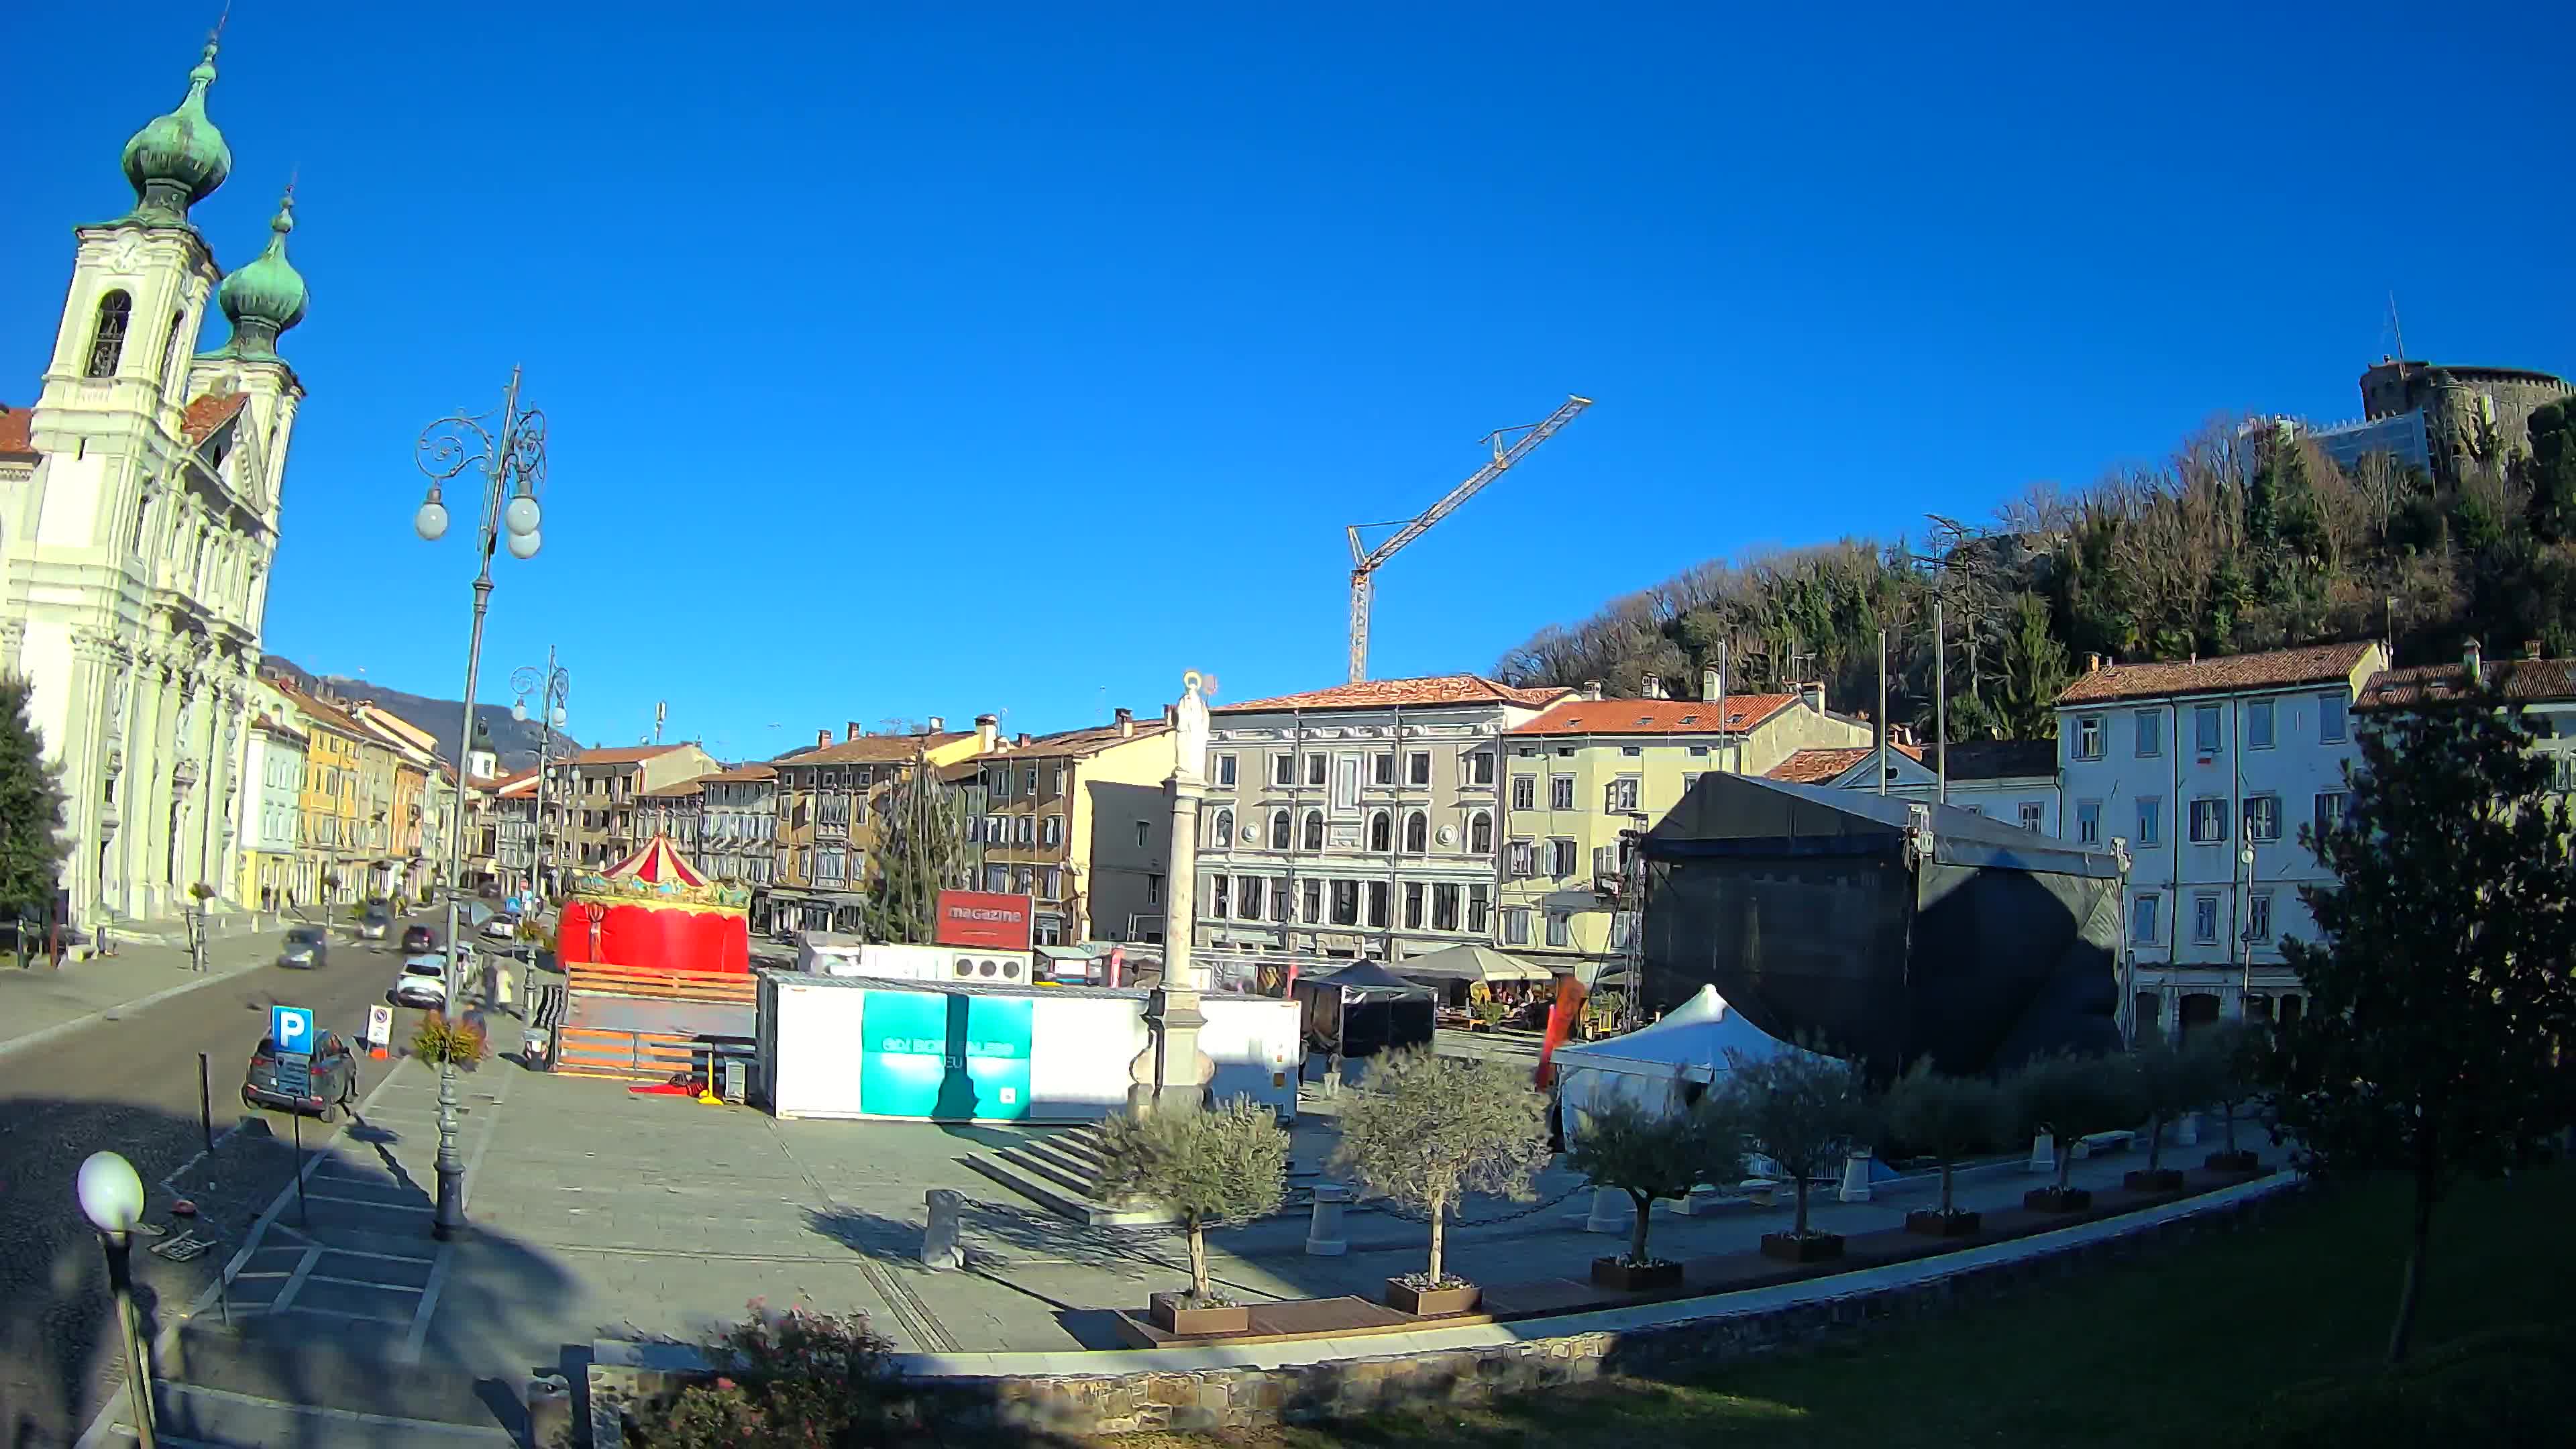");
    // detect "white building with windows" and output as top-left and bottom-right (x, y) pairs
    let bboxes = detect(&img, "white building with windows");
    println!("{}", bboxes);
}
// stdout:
(1192, 675), (1570, 961)
(2055, 641), (2389, 1040)
(0, 38), (309, 926)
